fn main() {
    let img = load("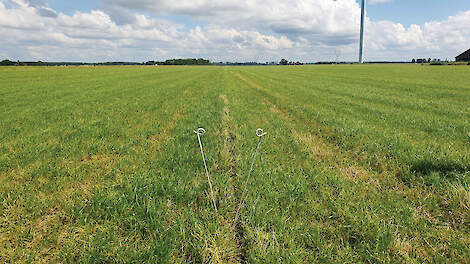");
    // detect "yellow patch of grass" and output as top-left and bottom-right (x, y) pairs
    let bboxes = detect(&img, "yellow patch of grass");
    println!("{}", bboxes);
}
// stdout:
(234, 71), (285, 100)
(147, 109), (185, 147)
(292, 131), (333, 159)
(199, 223), (242, 263)
(219, 94), (230, 105)
(265, 97), (381, 186)
(250, 227), (280, 254)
